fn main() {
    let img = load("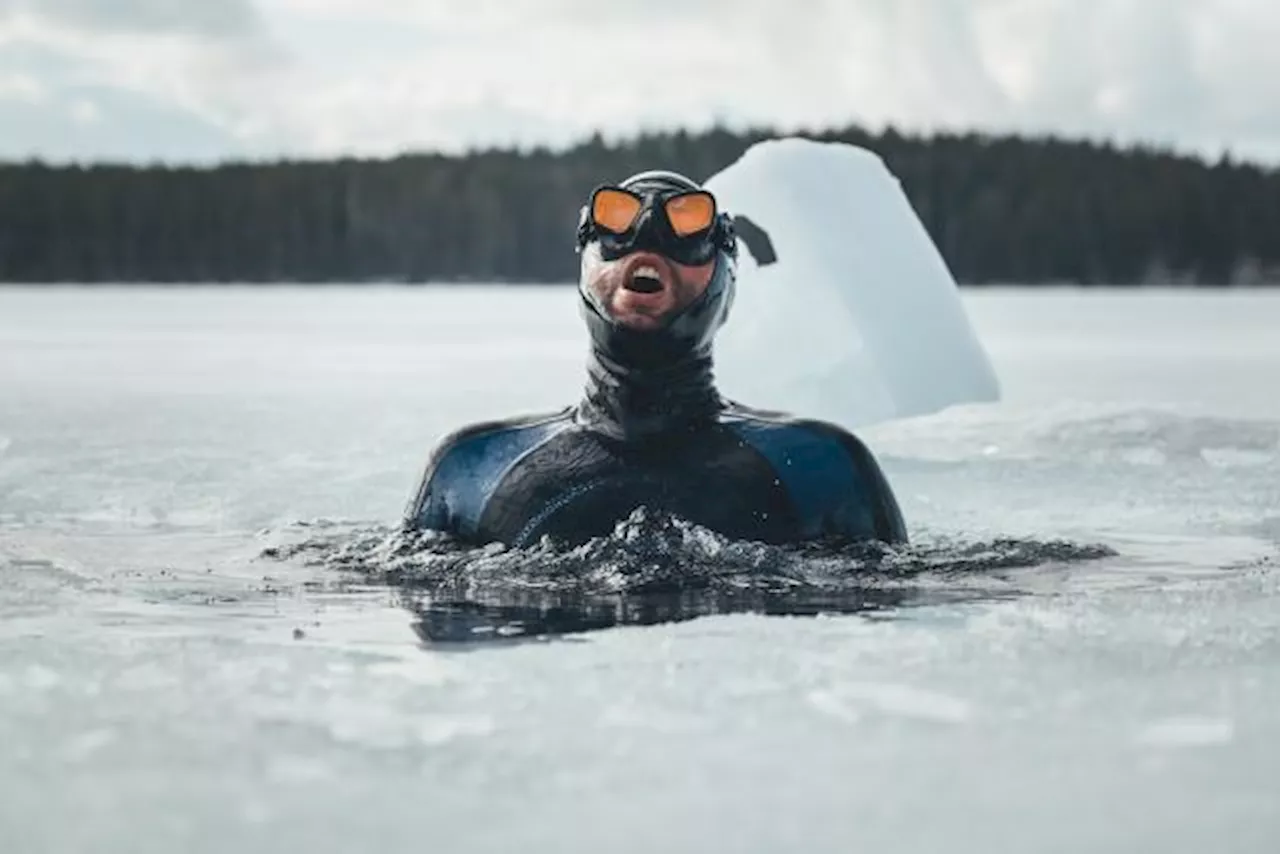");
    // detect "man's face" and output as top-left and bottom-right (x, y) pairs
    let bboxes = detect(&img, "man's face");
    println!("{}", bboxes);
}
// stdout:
(581, 243), (716, 331)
